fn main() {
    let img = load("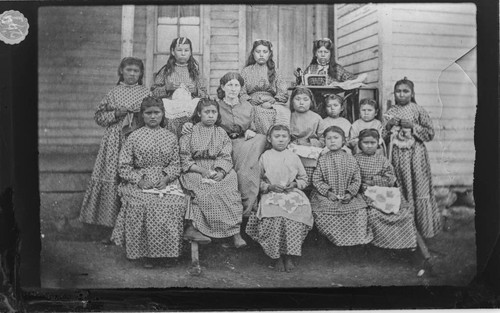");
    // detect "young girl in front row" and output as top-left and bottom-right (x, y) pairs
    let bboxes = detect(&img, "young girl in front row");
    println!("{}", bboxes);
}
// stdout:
(348, 98), (385, 155)
(354, 129), (417, 249)
(289, 86), (323, 184)
(317, 94), (352, 153)
(79, 57), (150, 243)
(246, 125), (313, 272)
(310, 126), (372, 246)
